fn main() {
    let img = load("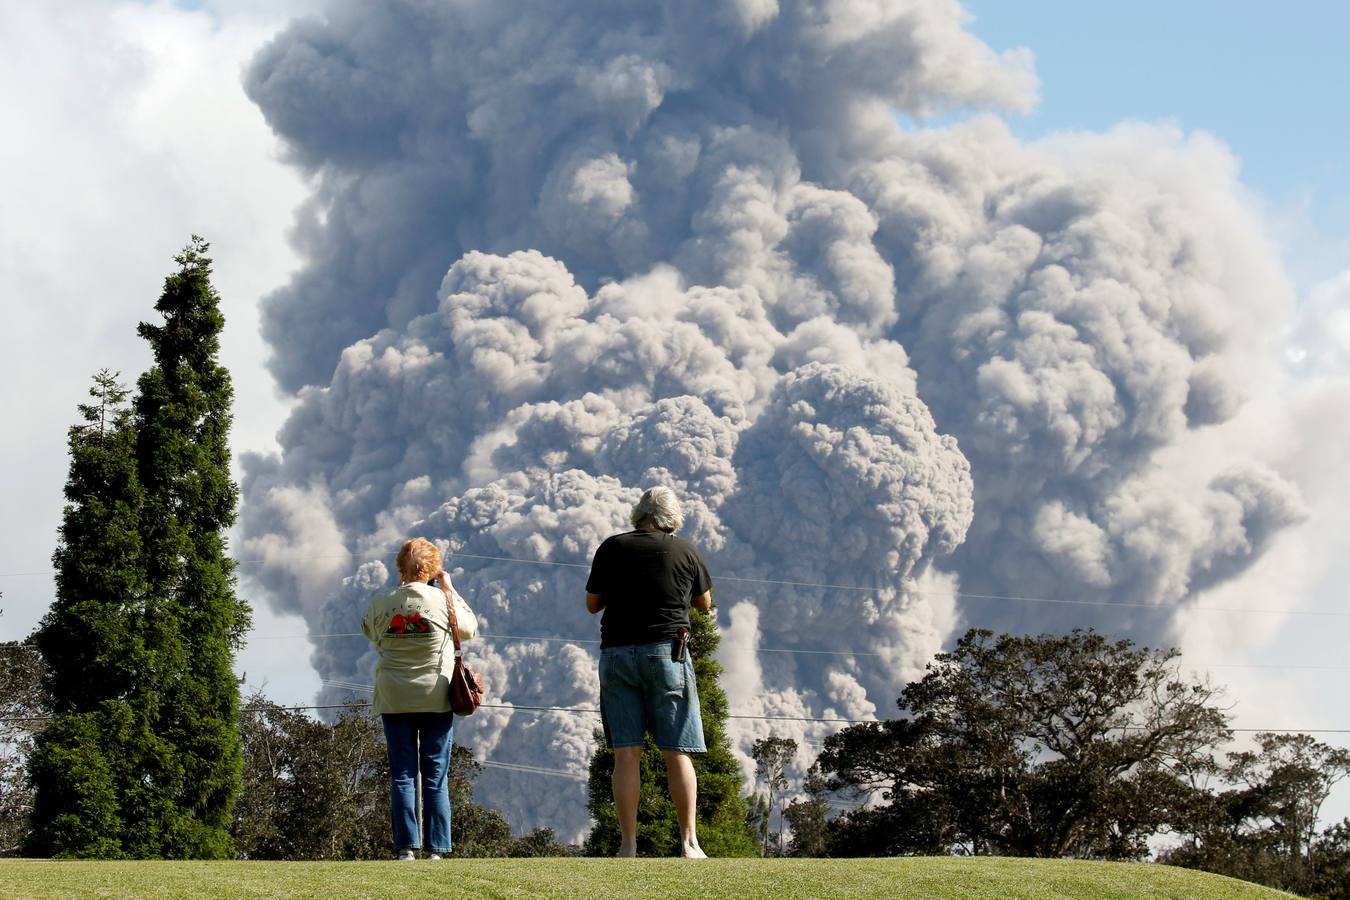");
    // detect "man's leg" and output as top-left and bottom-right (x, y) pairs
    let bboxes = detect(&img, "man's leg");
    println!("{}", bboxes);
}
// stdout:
(662, 750), (706, 858)
(612, 746), (643, 857)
